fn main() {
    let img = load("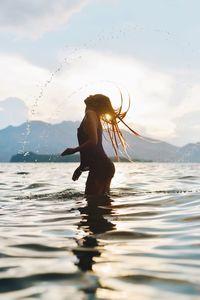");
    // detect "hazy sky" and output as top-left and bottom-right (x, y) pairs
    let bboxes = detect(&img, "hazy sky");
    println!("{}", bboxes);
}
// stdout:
(0, 0), (200, 146)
